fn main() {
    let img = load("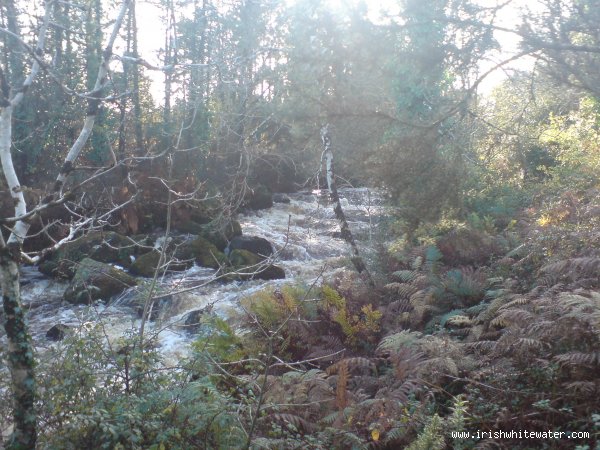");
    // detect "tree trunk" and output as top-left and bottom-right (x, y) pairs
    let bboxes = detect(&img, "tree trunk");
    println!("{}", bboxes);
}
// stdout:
(130, 2), (144, 154)
(0, 246), (36, 450)
(320, 124), (374, 286)
(53, 0), (131, 195)
(1, 103), (37, 450)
